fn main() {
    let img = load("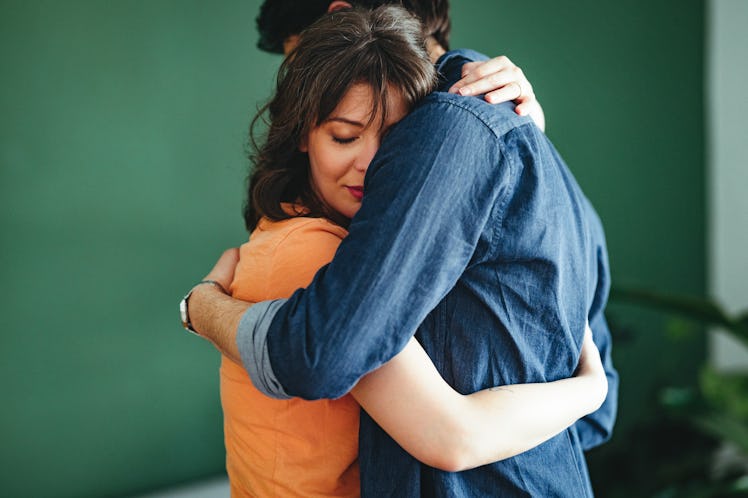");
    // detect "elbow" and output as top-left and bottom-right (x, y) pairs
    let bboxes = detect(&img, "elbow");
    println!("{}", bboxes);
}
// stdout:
(268, 340), (357, 400)
(415, 444), (470, 473)
(281, 364), (353, 400)
(416, 425), (506, 473)
(422, 445), (497, 473)
(426, 456), (466, 474)
(429, 451), (478, 473)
